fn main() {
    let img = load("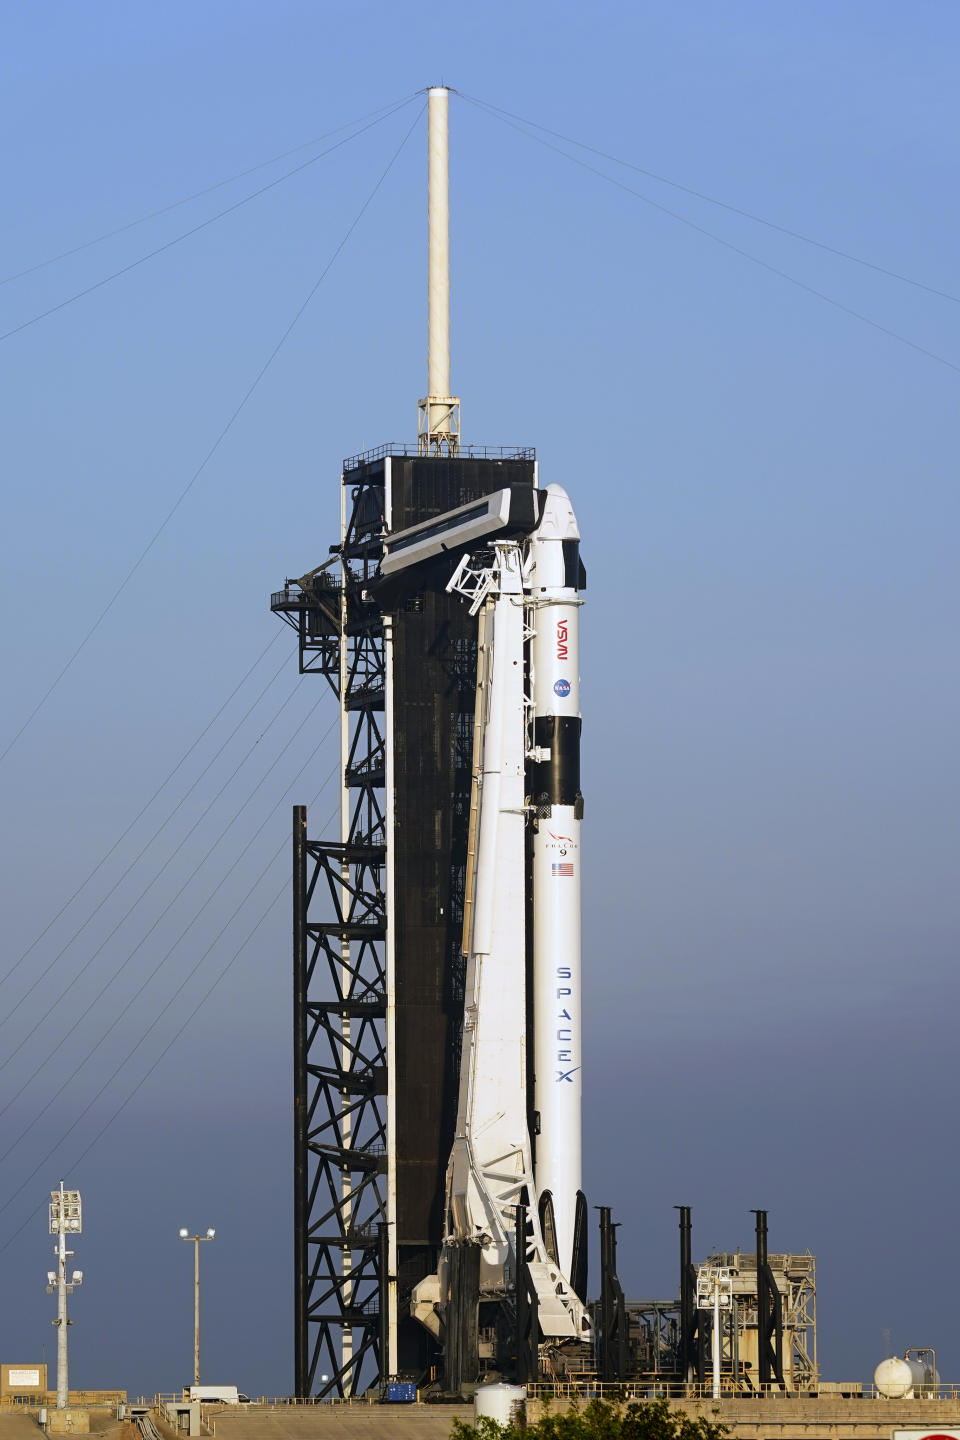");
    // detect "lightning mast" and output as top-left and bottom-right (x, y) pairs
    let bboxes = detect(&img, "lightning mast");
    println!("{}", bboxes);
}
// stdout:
(419, 87), (460, 455)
